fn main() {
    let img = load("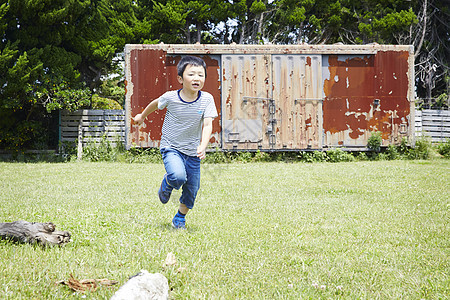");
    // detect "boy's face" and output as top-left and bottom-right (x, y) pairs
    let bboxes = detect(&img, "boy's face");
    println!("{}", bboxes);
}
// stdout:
(178, 64), (205, 93)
